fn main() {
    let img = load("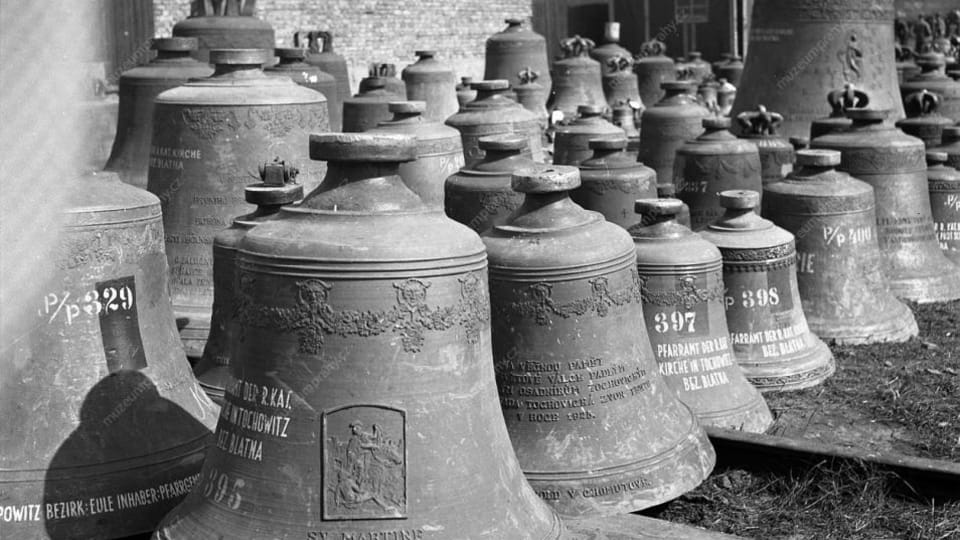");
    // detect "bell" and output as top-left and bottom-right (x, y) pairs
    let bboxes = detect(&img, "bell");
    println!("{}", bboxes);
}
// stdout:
(896, 90), (955, 147)
(147, 48), (329, 358)
(553, 104), (625, 166)
(547, 35), (608, 120)
(630, 199), (773, 431)
(697, 80), (721, 117)
(901, 52), (960, 120)
(573, 136), (656, 229)
(154, 133), (566, 539)
(812, 108), (960, 302)
(637, 81), (710, 192)
(266, 47), (341, 132)
(590, 22), (632, 73)
(368, 100), (465, 209)
(342, 77), (395, 133)
(731, 0), (904, 139)
(933, 126), (960, 169)
(895, 44), (922, 85)
(610, 104), (641, 157)
(683, 52), (712, 84)
(927, 151), (960, 264)
(716, 78), (737, 117)
(445, 79), (544, 163)
(297, 30), (351, 119)
(401, 50), (459, 122)
(602, 54), (645, 116)
(810, 84), (869, 140)
(0, 171), (218, 539)
(105, 37), (213, 189)
(360, 63), (407, 99)
(656, 184), (692, 227)
(699, 190), (836, 391)
(736, 105), (796, 185)
(762, 150), (919, 344)
(482, 165), (714, 516)
(633, 40), (677, 108)
(674, 117), (763, 230)
(514, 67), (549, 130)
(172, 0), (274, 63)
(484, 18), (552, 114)
(717, 56), (744, 89)
(456, 76), (477, 108)
(193, 161), (303, 405)
(444, 134), (537, 233)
